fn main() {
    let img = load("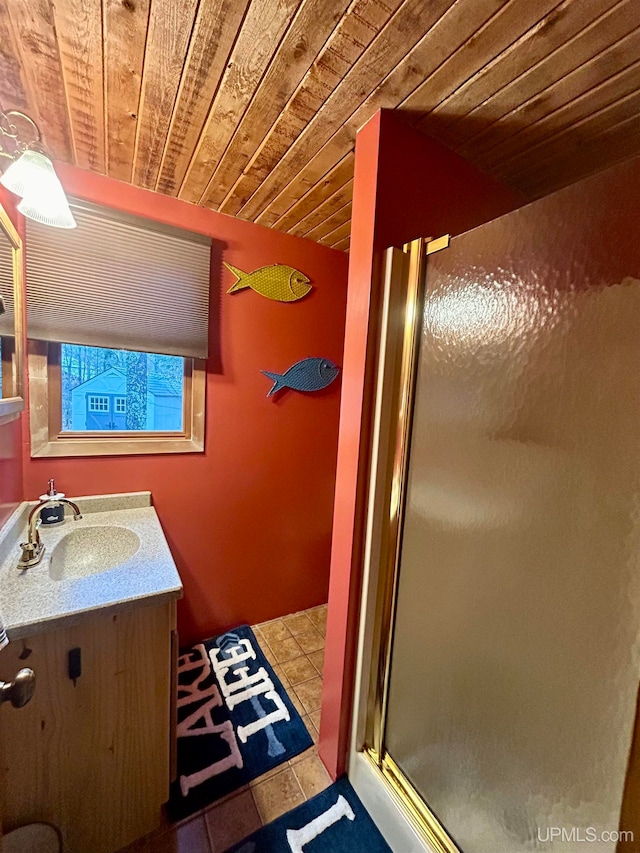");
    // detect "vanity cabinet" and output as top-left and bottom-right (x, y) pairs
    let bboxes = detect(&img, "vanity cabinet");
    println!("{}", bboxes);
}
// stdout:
(0, 600), (177, 853)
